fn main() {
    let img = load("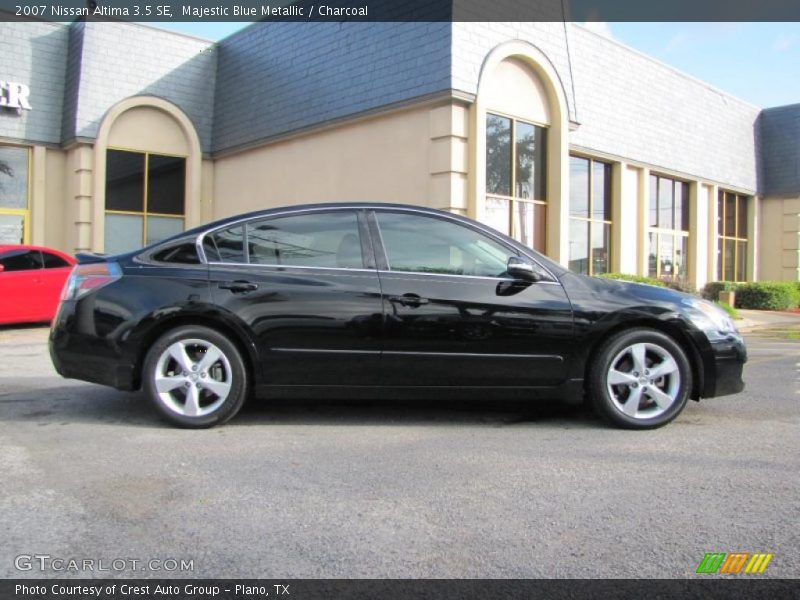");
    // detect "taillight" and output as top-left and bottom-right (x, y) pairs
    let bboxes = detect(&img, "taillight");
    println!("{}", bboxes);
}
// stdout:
(61, 262), (122, 301)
